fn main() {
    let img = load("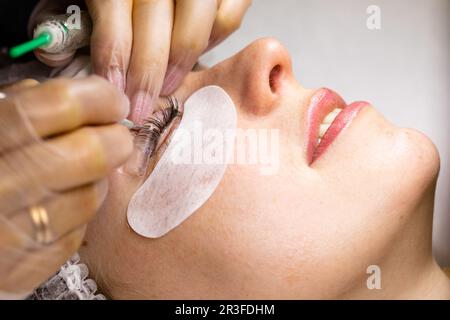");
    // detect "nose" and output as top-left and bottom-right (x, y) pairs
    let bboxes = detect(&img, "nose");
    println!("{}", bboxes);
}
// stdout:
(224, 38), (293, 116)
